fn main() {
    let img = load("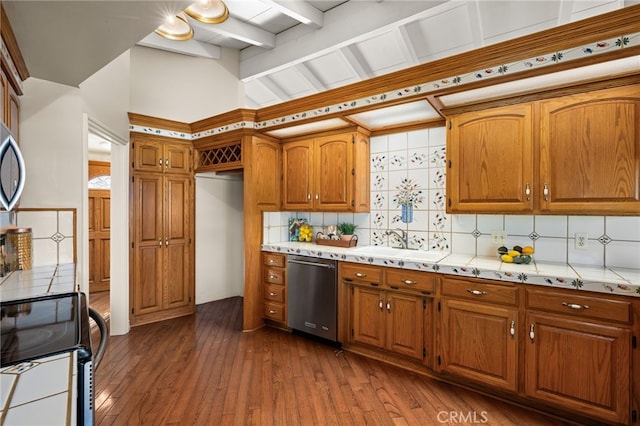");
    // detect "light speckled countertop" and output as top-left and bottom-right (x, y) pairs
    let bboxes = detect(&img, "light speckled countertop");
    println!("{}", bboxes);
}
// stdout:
(262, 242), (640, 298)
